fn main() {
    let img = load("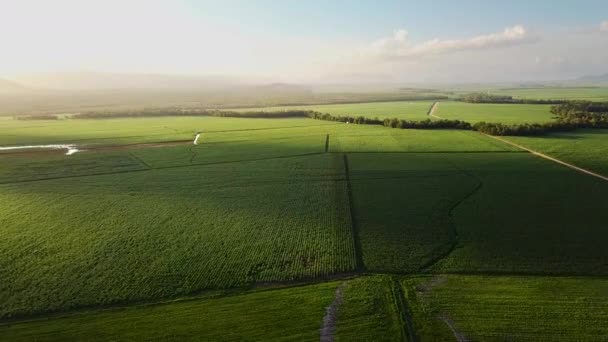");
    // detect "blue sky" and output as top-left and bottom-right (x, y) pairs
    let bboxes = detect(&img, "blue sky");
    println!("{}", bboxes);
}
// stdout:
(183, 0), (608, 40)
(1, 1), (607, 83)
